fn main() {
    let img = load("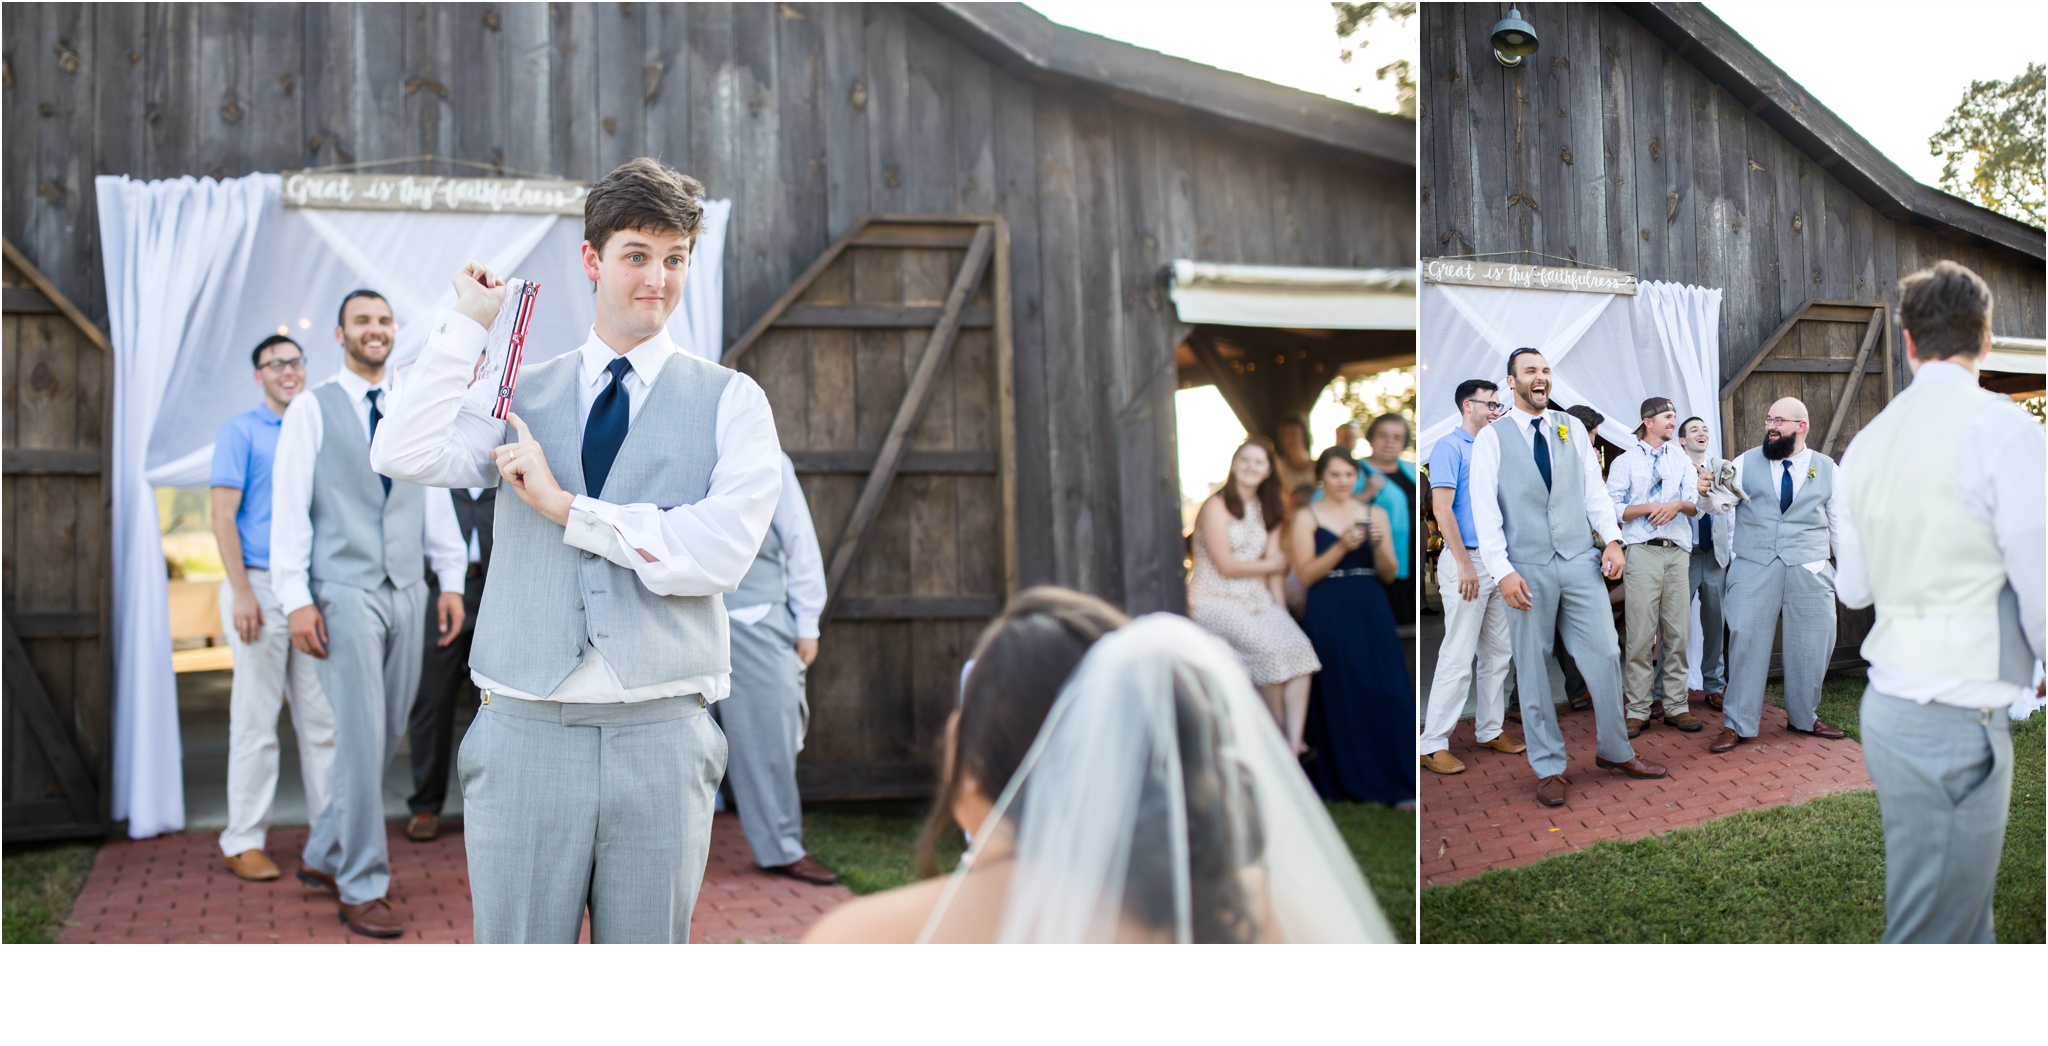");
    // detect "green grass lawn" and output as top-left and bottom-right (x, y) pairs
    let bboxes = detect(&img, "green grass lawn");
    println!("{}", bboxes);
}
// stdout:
(806, 798), (1417, 942)
(1421, 676), (2046, 943)
(2, 840), (97, 944)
